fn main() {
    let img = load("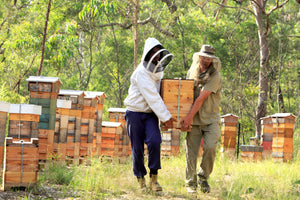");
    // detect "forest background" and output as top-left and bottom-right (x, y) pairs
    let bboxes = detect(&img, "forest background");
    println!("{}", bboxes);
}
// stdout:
(0, 0), (299, 143)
